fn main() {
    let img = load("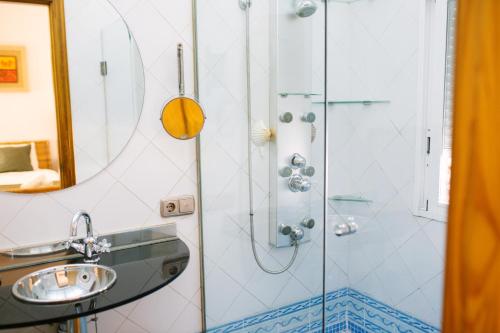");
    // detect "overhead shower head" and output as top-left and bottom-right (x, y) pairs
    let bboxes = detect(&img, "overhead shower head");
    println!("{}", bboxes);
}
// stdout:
(294, 0), (317, 18)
